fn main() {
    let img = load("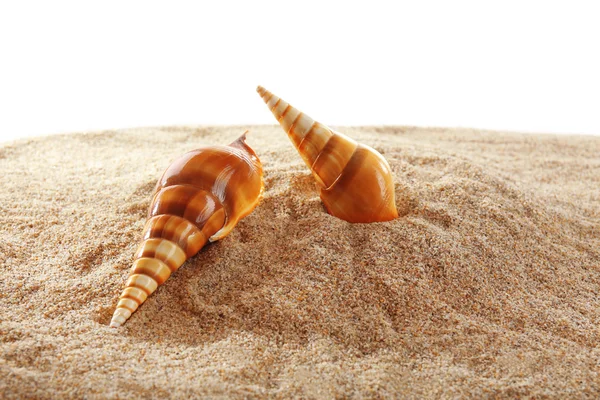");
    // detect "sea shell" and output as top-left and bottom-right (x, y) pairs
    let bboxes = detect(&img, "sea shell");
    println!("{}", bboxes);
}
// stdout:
(110, 132), (263, 327)
(256, 86), (398, 223)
